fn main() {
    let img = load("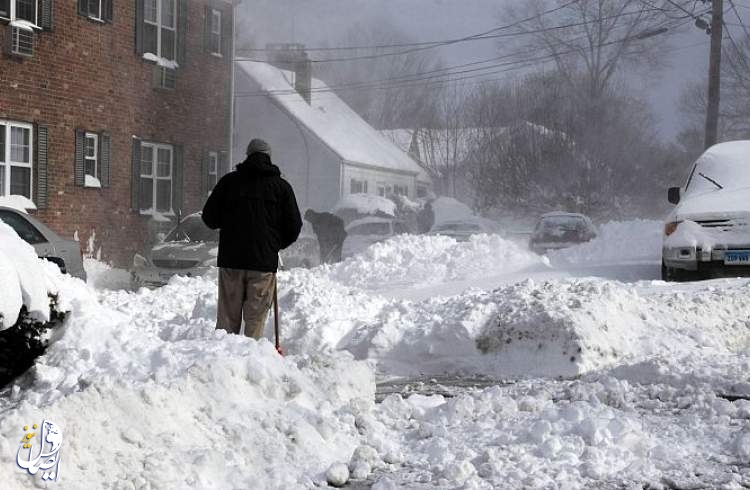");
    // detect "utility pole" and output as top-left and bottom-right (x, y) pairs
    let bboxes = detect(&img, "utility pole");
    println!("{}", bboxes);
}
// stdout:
(704, 0), (723, 149)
